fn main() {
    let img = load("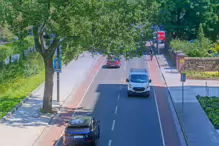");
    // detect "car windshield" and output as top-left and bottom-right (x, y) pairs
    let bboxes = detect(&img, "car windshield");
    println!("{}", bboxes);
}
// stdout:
(130, 74), (148, 83)
(108, 56), (119, 61)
